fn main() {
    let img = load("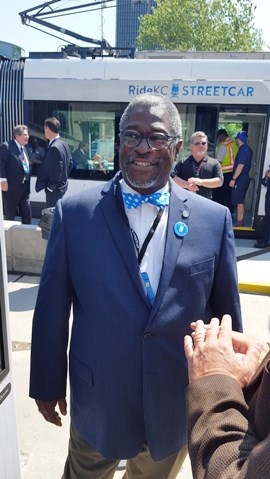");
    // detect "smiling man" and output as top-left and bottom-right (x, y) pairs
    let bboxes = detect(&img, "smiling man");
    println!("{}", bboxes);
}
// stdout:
(30, 94), (242, 479)
(173, 131), (223, 200)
